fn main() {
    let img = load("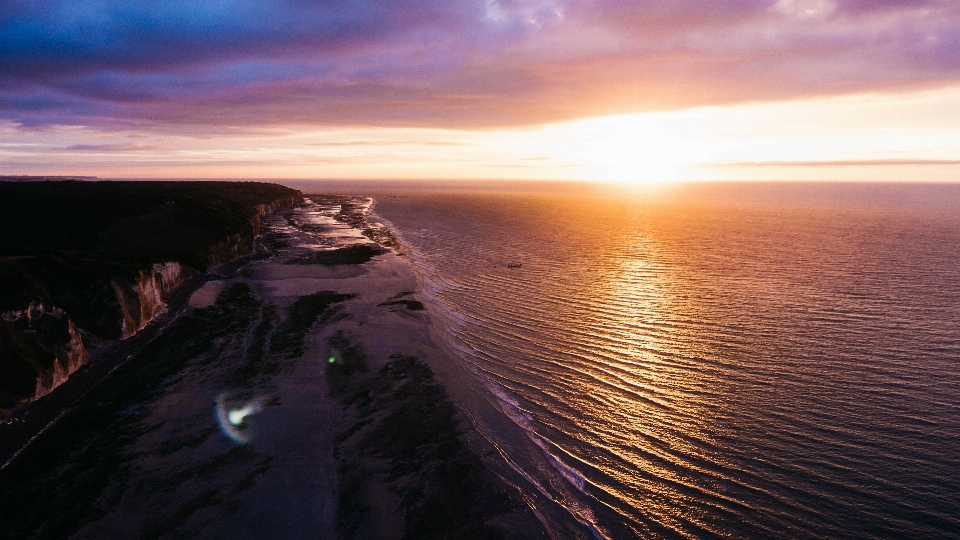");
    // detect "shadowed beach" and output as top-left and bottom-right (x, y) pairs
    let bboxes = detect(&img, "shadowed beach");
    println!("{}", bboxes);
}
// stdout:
(0, 195), (548, 539)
